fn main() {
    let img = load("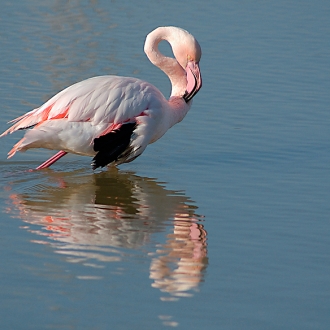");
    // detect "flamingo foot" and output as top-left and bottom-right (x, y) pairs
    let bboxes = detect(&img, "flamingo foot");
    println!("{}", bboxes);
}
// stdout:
(35, 150), (68, 170)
